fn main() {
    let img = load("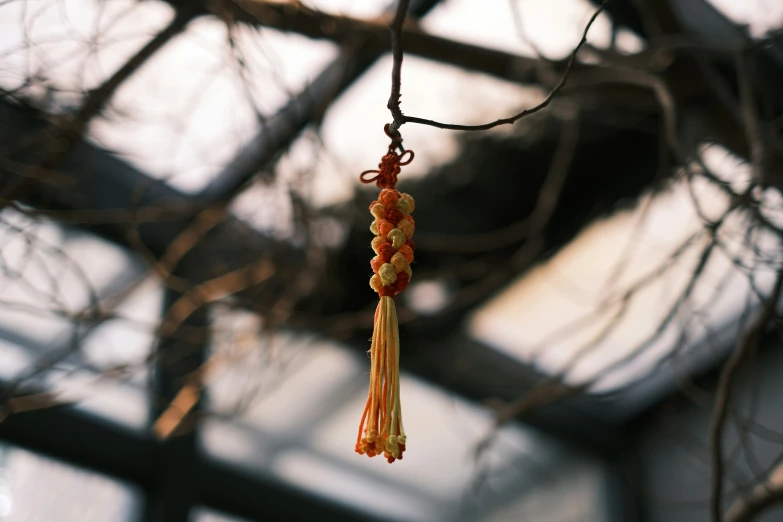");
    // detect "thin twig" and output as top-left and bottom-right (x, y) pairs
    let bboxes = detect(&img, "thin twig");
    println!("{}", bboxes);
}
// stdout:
(735, 50), (765, 184)
(158, 259), (276, 338)
(74, 9), (194, 126)
(389, 0), (610, 132)
(709, 266), (783, 522)
(387, 0), (411, 133)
